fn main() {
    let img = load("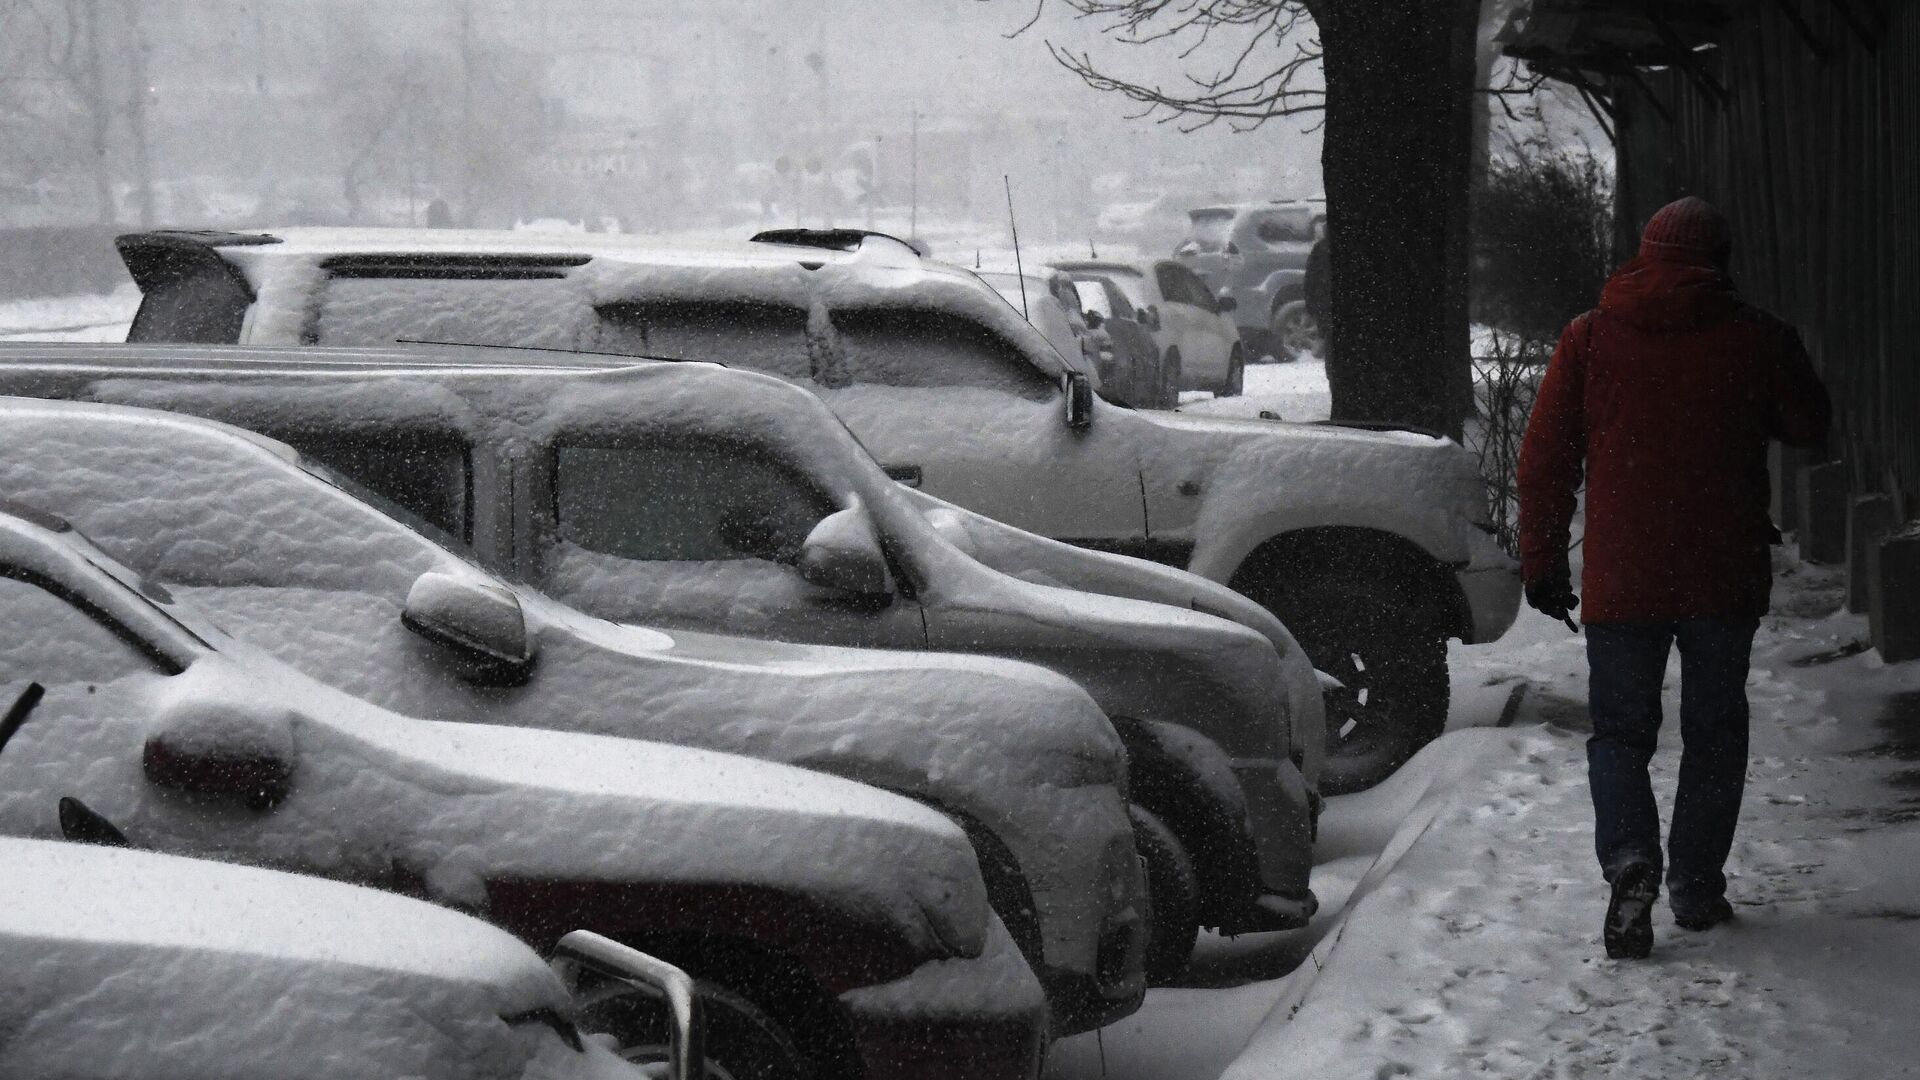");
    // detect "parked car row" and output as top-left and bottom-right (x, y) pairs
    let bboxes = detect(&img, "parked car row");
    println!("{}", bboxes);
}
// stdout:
(0, 222), (1518, 1078)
